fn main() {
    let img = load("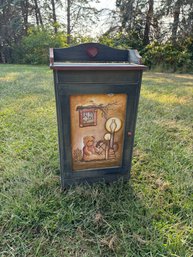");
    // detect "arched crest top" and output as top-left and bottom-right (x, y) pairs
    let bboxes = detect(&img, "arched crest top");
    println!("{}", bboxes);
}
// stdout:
(50, 43), (142, 64)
